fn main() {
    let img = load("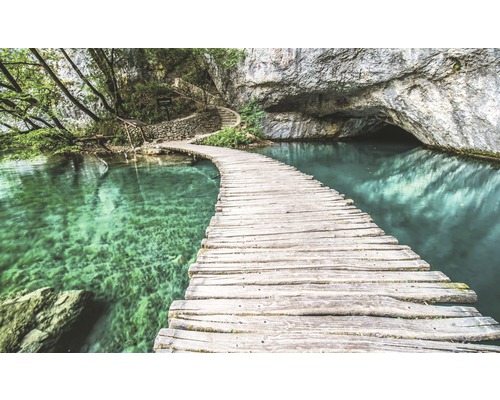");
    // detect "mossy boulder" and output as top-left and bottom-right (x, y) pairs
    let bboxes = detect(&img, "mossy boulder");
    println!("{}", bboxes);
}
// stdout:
(0, 287), (92, 352)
